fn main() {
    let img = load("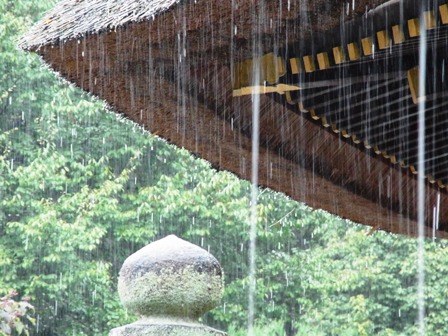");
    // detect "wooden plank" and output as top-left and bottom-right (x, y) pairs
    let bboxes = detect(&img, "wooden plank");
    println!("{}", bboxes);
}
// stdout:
(407, 66), (420, 104)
